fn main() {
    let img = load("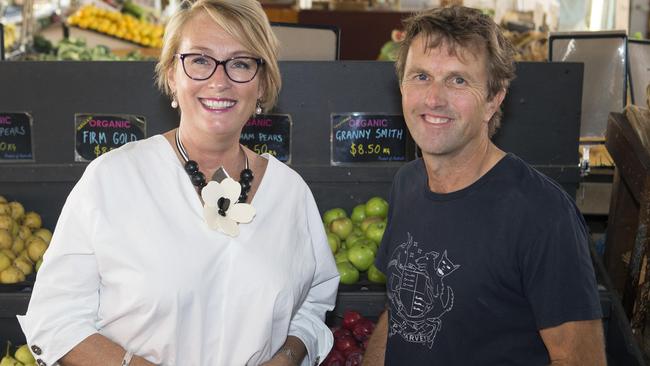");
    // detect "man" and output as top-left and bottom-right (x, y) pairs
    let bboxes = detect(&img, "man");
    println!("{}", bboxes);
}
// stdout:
(363, 6), (606, 365)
